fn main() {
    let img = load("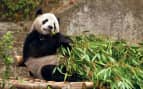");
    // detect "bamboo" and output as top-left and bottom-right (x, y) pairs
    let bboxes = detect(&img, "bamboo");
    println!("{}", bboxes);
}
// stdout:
(0, 79), (93, 89)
